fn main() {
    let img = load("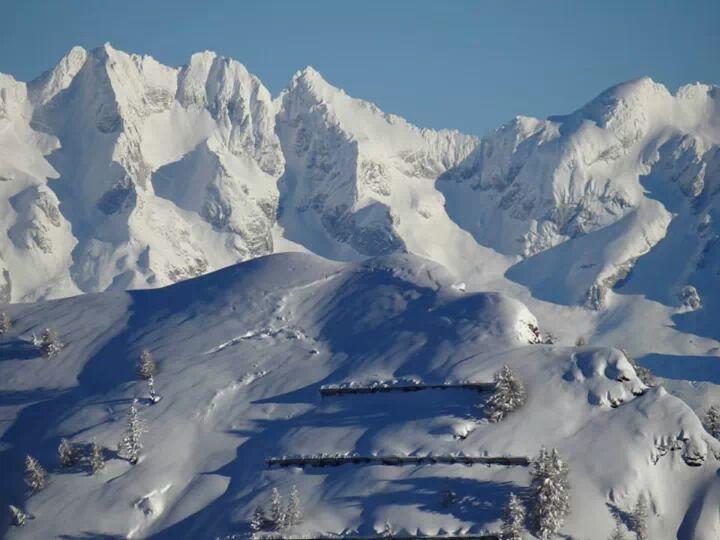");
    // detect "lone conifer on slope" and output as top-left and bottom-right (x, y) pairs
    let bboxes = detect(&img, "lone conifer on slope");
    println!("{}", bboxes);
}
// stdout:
(269, 487), (285, 530)
(0, 312), (11, 334)
(24, 455), (47, 491)
(702, 403), (720, 439)
(89, 439), (105, 474)
(58, 438), (80, 467)
(286, 484), (302, 527)
(8, 504), (28, 527)
(484, 365), (527, 422)
(630, 493), (648, 540)
(501, 493), (526, 540)
(120, 399), (146, 464)
(607, 516), (626, 540)
(38, 328), (64, 358)
(529, 447), (570, 539)
(137, 349), (157, 380)
(249, 506), (265, 536)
